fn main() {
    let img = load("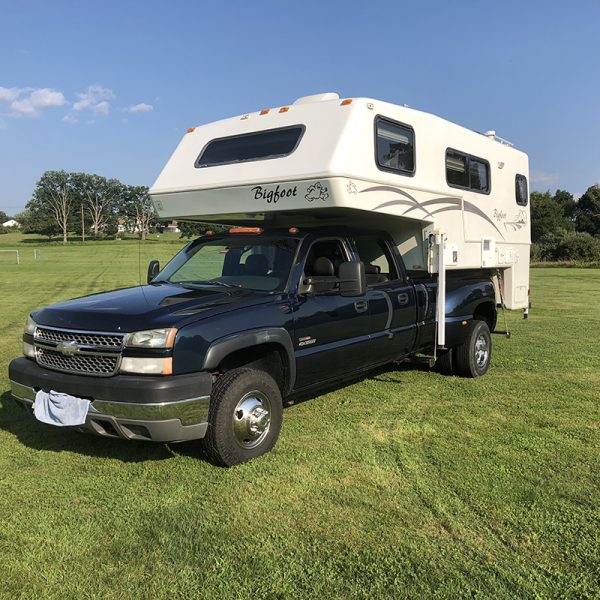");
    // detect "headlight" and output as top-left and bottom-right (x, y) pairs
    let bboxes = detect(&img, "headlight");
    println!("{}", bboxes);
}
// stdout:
(125, 328), (177, 349)
(24, 316), (37, 335)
